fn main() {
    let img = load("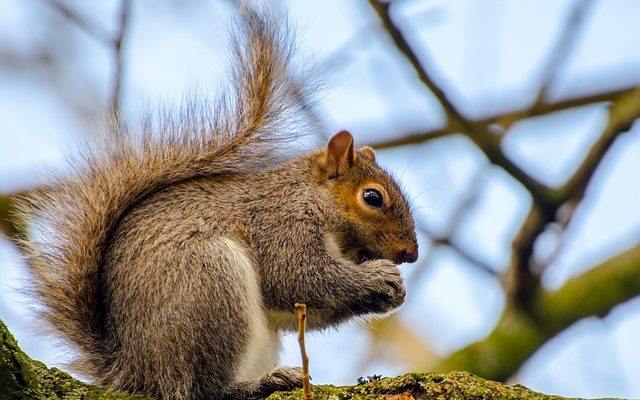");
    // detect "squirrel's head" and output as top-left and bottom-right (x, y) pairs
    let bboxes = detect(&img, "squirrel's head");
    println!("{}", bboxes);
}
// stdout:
(318, 130), (418, 265)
